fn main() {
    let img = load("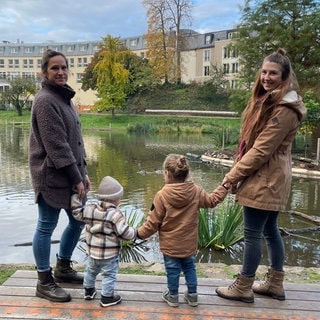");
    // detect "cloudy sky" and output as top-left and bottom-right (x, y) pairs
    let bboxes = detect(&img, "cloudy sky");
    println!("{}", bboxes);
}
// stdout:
(0, 0), (244, 44)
